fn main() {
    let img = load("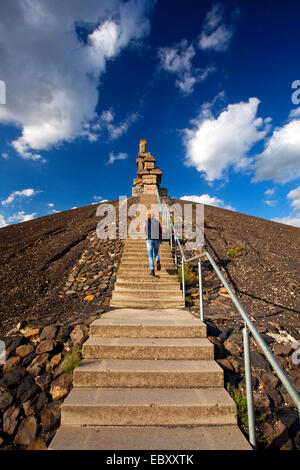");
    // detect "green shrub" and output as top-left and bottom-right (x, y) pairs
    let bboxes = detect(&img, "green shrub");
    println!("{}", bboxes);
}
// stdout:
(226, 383), (268, 448)
(63, 349), (82, 374)
(177, 264), (198, 288)
(227, 246), (245, 258)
